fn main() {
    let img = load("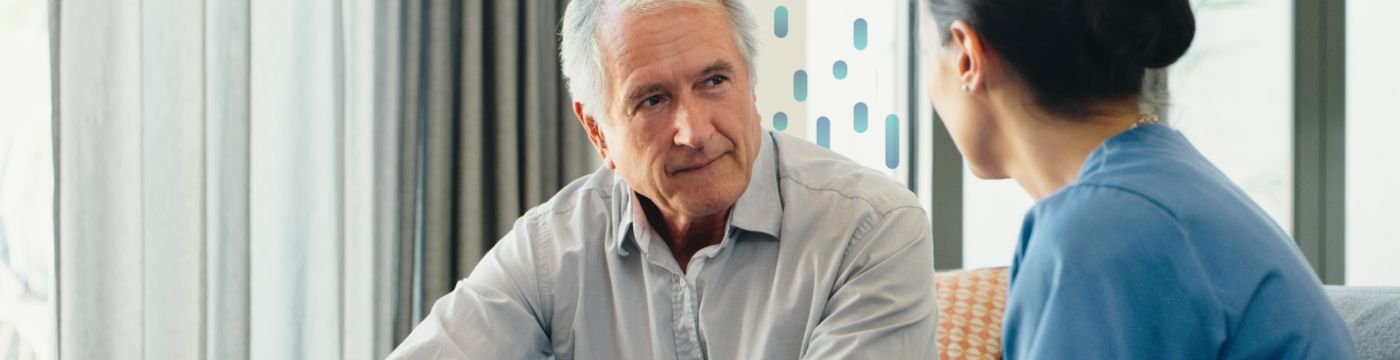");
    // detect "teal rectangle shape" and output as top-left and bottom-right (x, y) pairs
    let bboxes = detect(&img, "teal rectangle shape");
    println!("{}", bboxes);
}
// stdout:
(794, 70), (808, 102)
(885, 115), (899, 169)
(854, 18), (868, 50)
(774, 6), (788, 38)
(854, 102), (868, 133)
